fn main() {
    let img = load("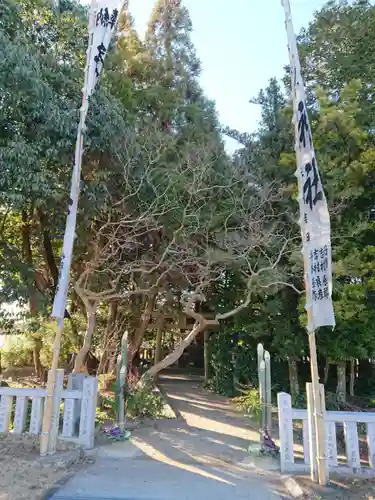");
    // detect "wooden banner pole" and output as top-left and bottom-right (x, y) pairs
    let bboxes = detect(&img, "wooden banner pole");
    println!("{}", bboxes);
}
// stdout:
(307, 327), (327, 485)
(304, 250), (327, 485)
(264, 350), (272, 434)
(257, 343), (264, 442)
(40, 2), (96, 457)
